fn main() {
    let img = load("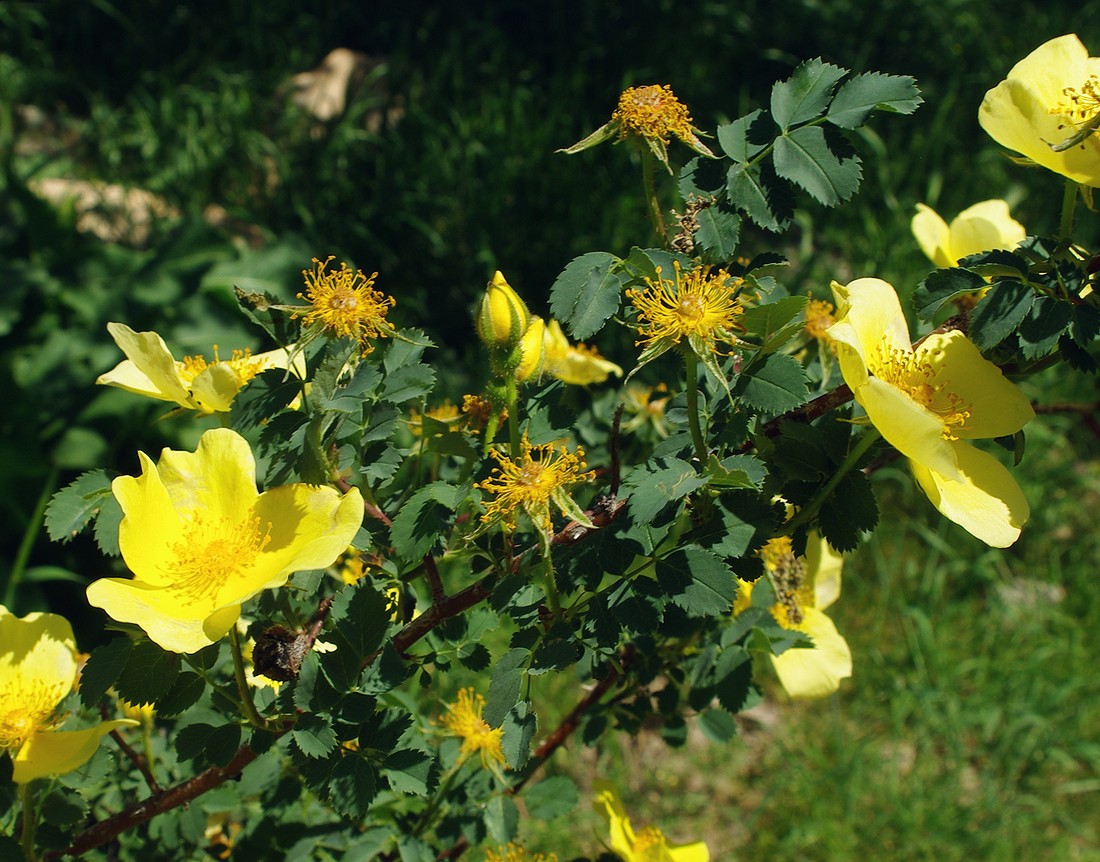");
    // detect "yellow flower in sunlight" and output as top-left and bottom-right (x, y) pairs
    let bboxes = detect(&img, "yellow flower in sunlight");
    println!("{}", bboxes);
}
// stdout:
(736, 535), (851, 699)
(440, 688), (505, 770)
(97, 322), (301, 414)
(979, 34), (1100, 186)
(593, 781), (709, 862)
(827, 278), (1035, 546)
(295, 256), (396, 354)
(477, 434), (595, 536)
(86, 428), (364, 653)
(0, 606), (137, 783)
(627, 262), (744, 356)
(541, 319), (623, 385)
(477, 271), (532, 349)
(484, 844), (558, 862)
(559, 84), (716, 173)
(911, 200), (1027, 269)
